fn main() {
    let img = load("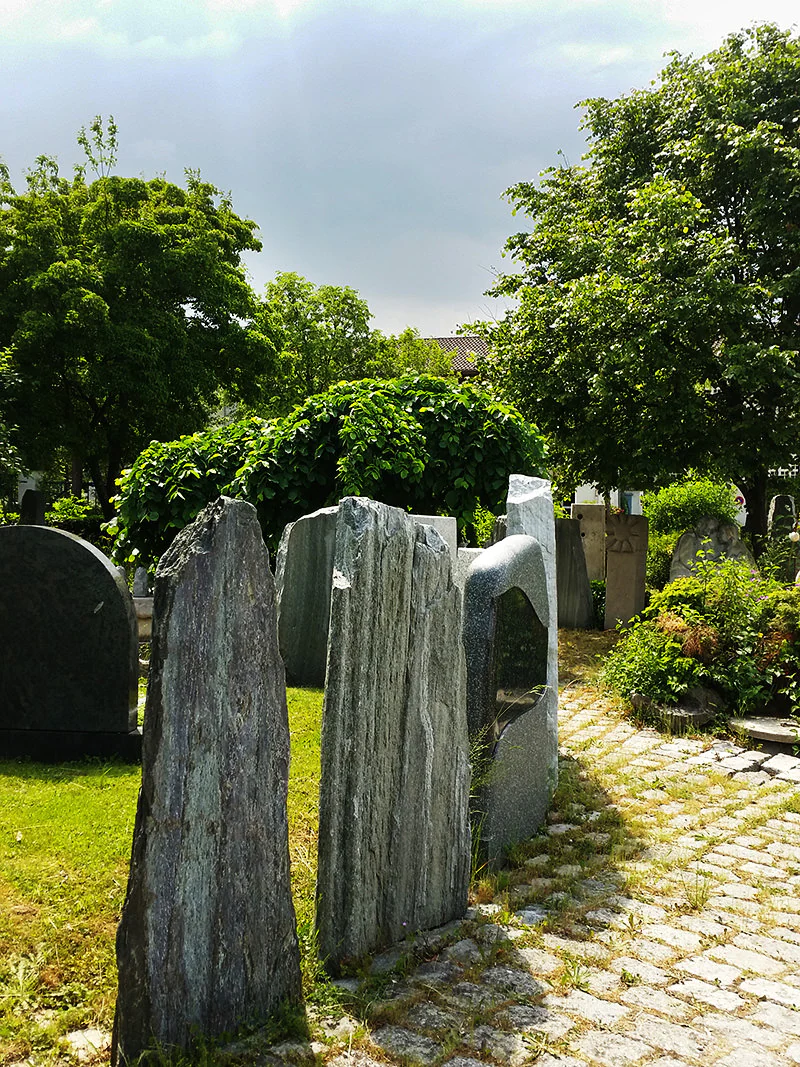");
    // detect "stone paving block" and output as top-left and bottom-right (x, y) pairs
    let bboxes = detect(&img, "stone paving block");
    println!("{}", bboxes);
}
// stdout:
(534, 1054), (585, 1067)
(497, 1004), (575, 1041)
(718, 842), (778, 864)
(646, 1059), (694, 1067)
(463, 1025), (530, 1067)
(742, 860), (787, 881)
(763, 753), (800, 774)
(720, 881), (760, 899)
(707, 943), (786, 976)
(750, 1000), (800, 1035)
(619, 985), (692, 1019)
(610, 957), (670, 986)
(571, 1029), (653, 1066)
(624, 1016), (710, 1060)
(675, 955), (741, 986)
(734, 932), (800, 966)
(675, 915), (727, 937)
(514, 946), (562, 975)
(626, 937), (678, 965)
(768, 841), (800, 864)
(667, 977), (745, 1011)
(777, 768), (800, 783)
(543, 989), (628, 1026)
(787, 1042), (800, 1064)
(714, 1048), (788, 1067)
(371, 1027), (441, 1065)
(694, 1012), (786, 1048)
(640, 923), (703, 952)
(740, 978), (800, 1009)
(479, 966), (547, 999)
(405, 1004), (463, 1034)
